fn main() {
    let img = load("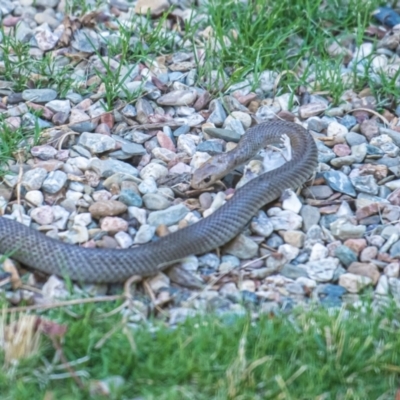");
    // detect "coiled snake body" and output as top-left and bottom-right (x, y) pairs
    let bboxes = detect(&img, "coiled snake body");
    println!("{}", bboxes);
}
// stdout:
(0, 121), (318, 283)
